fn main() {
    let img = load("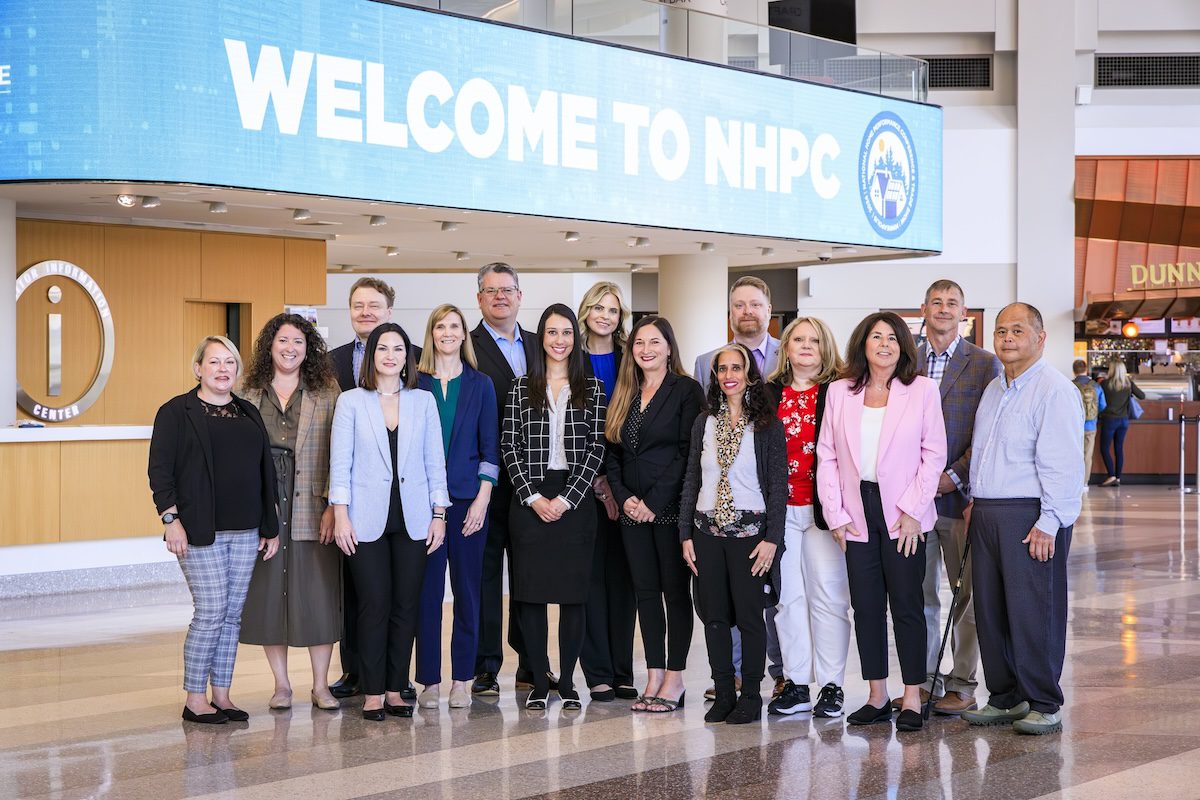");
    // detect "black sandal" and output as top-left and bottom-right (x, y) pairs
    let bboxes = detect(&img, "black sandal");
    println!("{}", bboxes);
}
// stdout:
(644, 692), (686, 713)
